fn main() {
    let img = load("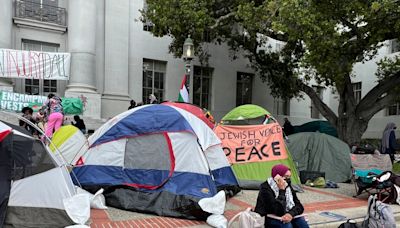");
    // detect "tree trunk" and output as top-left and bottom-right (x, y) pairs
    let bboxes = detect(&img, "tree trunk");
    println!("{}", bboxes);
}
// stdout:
(299, 71), (400, 145)
(336, 112), (368, 145)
